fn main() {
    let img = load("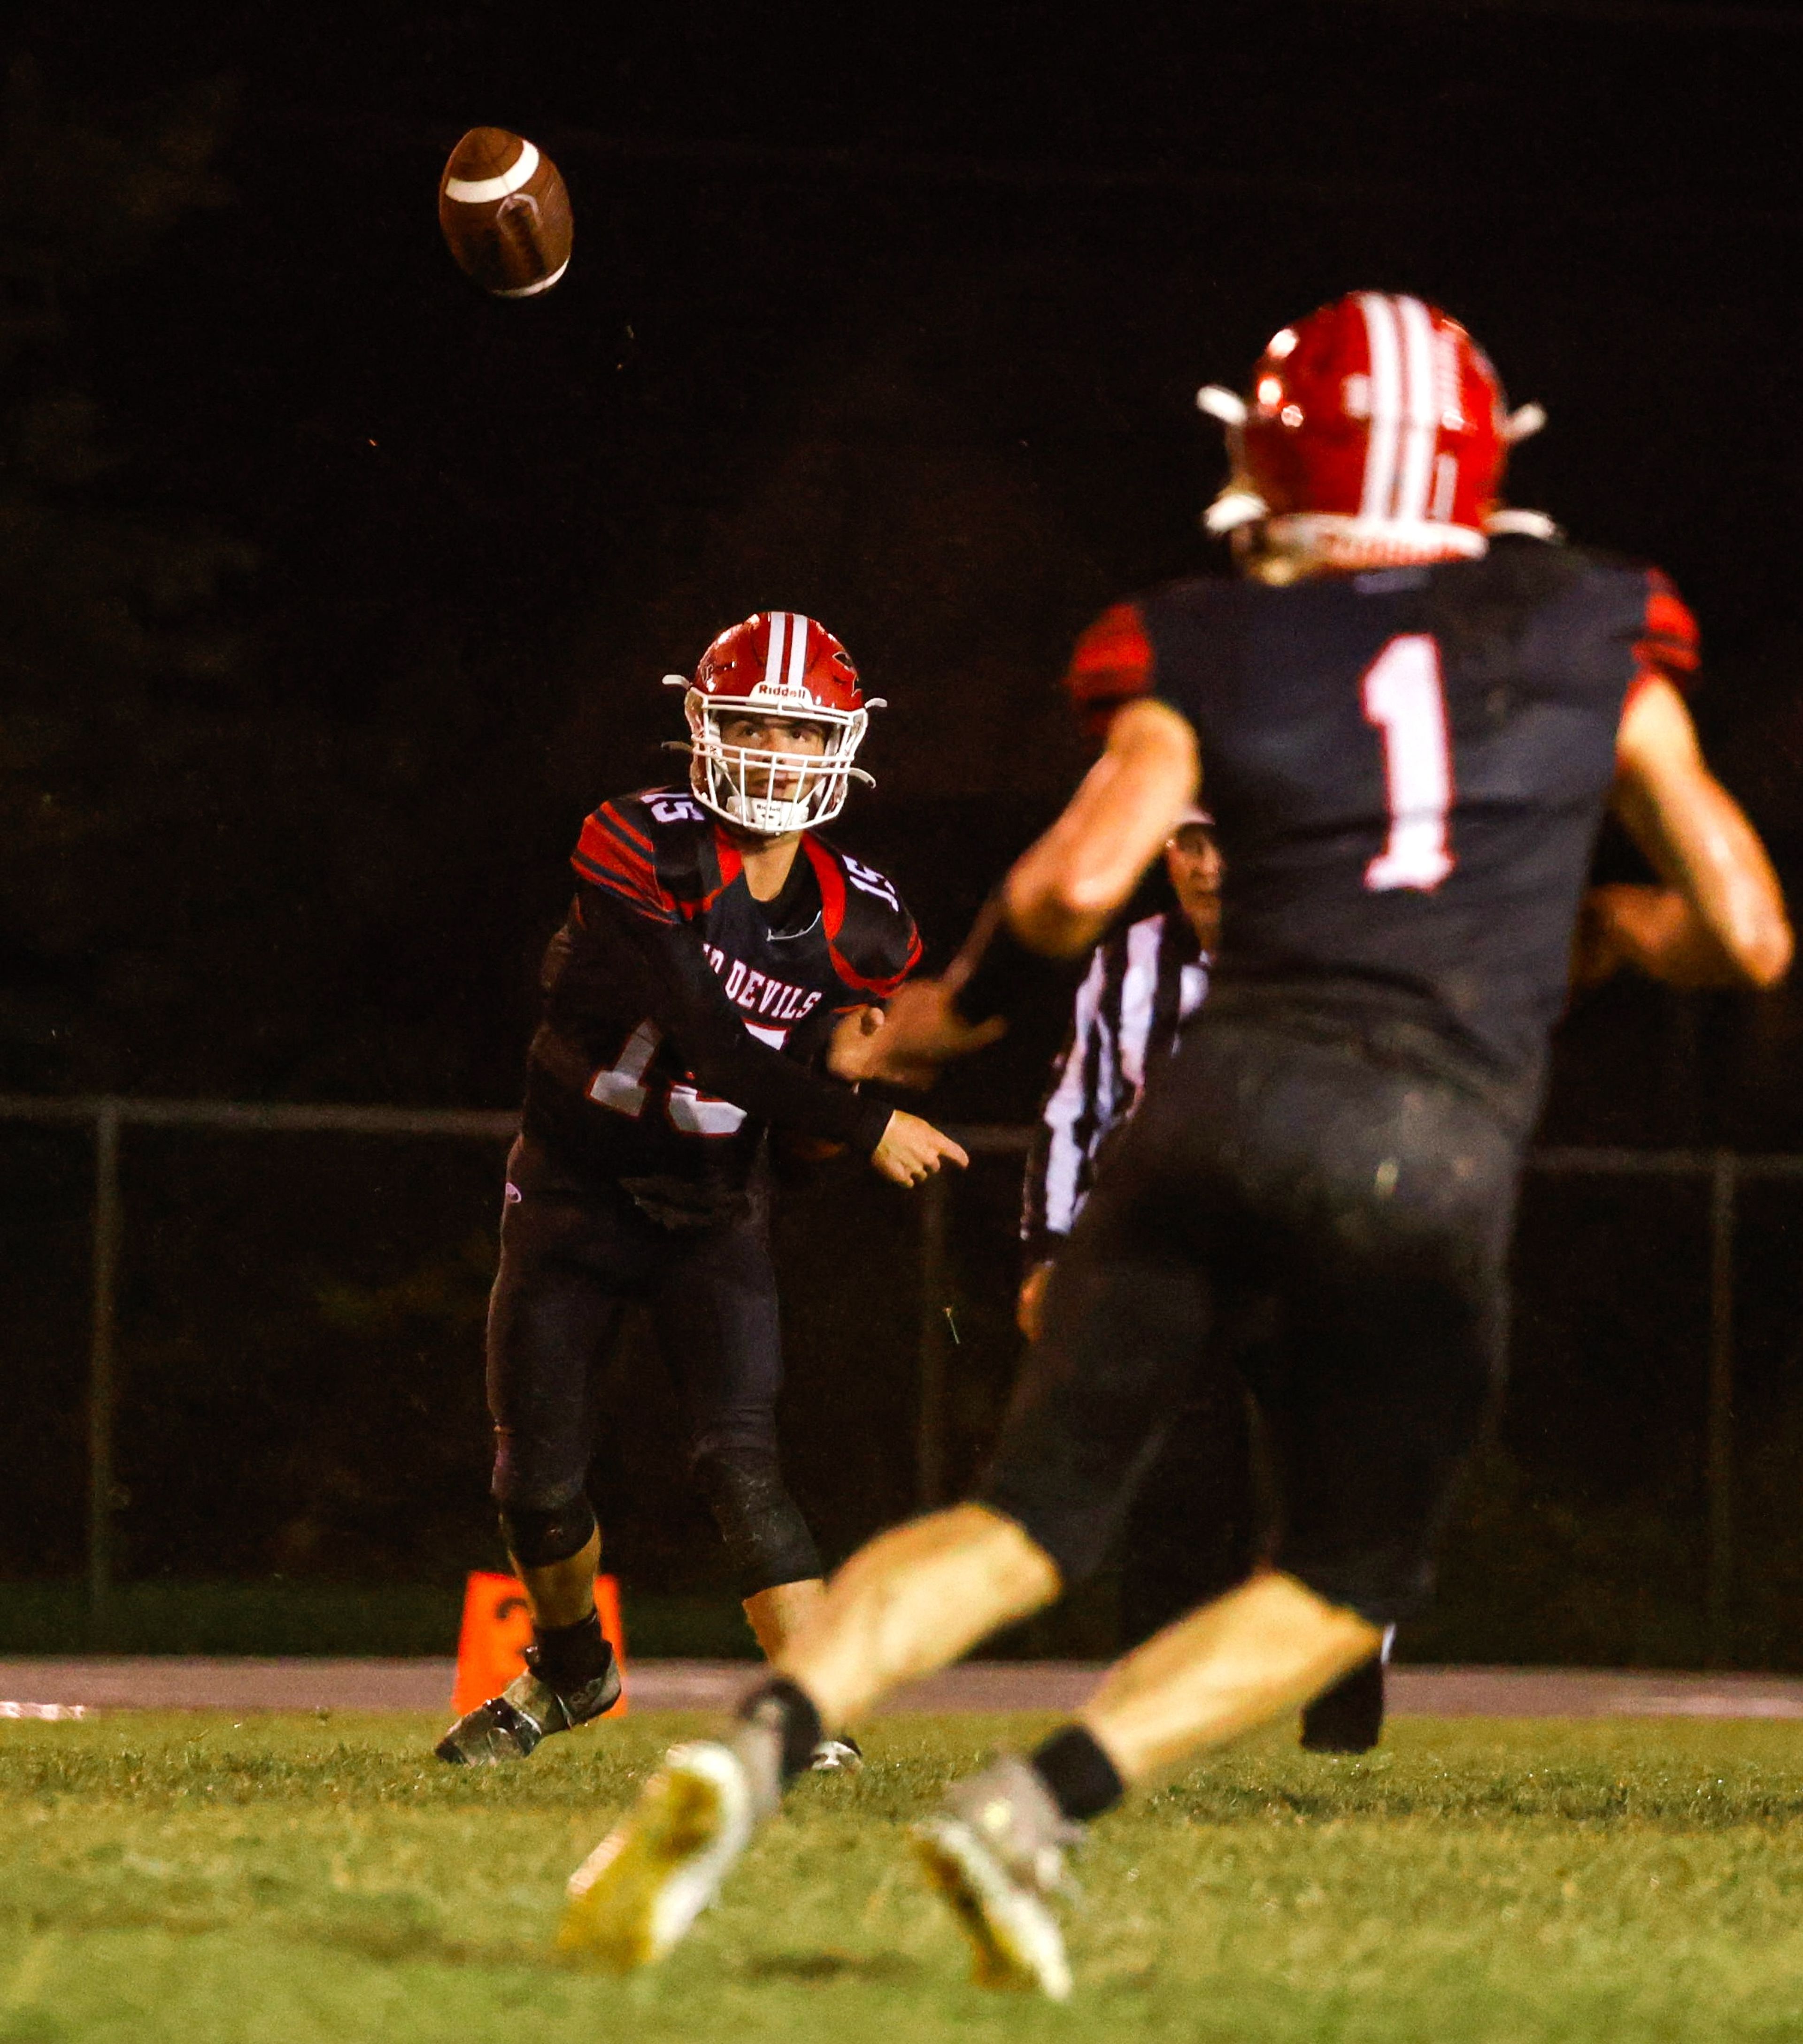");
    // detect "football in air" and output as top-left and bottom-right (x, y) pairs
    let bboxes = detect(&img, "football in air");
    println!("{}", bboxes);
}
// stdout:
(438, 128), (572, 297)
